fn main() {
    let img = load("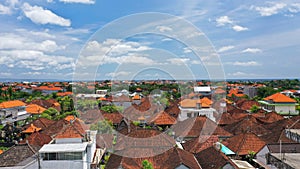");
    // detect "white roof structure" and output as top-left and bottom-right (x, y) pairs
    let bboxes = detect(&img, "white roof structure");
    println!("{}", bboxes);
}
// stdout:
(39, 143), (88, 153)
(194, 86), (211, 93)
